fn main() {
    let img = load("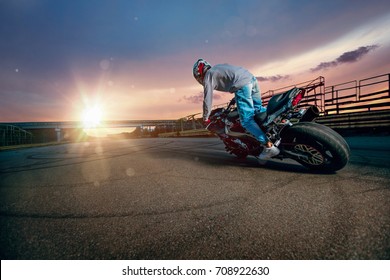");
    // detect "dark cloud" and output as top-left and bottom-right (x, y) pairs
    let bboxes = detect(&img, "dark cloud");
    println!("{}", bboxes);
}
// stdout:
(311, 45), (379, 72)
(256, 75), (290, 82)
